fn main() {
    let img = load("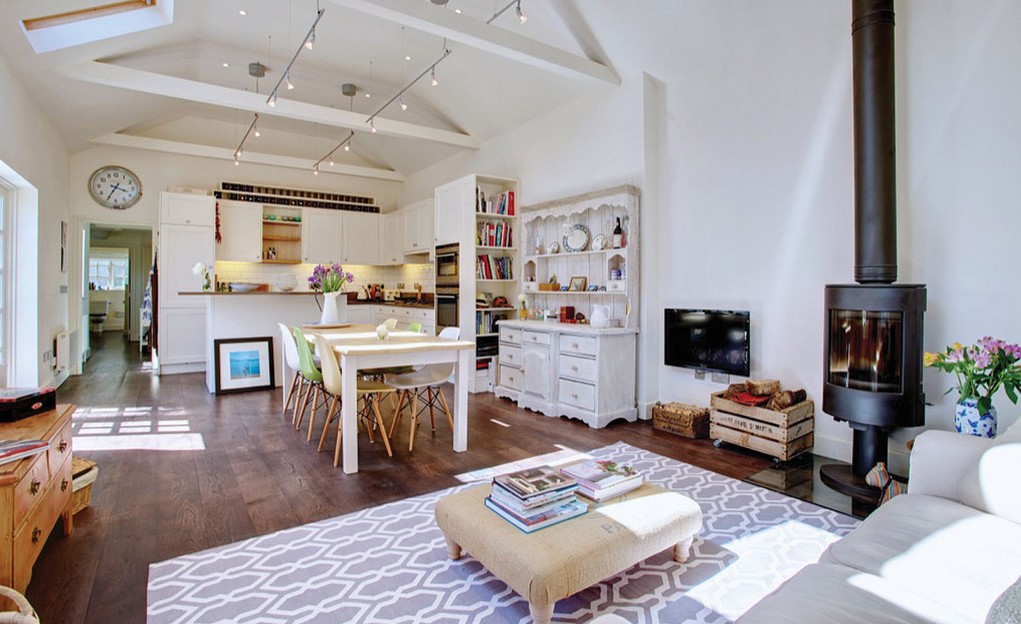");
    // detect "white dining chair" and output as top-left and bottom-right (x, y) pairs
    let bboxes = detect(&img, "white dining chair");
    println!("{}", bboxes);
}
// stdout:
(385, 326), (460, 451)
(277, 322), (305, 419)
